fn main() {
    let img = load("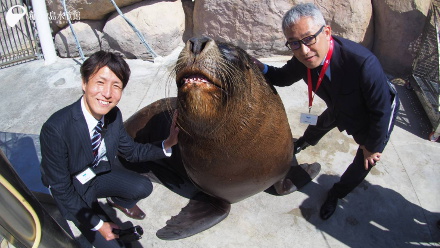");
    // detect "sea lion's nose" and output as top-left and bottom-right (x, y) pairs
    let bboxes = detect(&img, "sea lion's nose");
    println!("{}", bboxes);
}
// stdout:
(189, 37), (211, 55)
